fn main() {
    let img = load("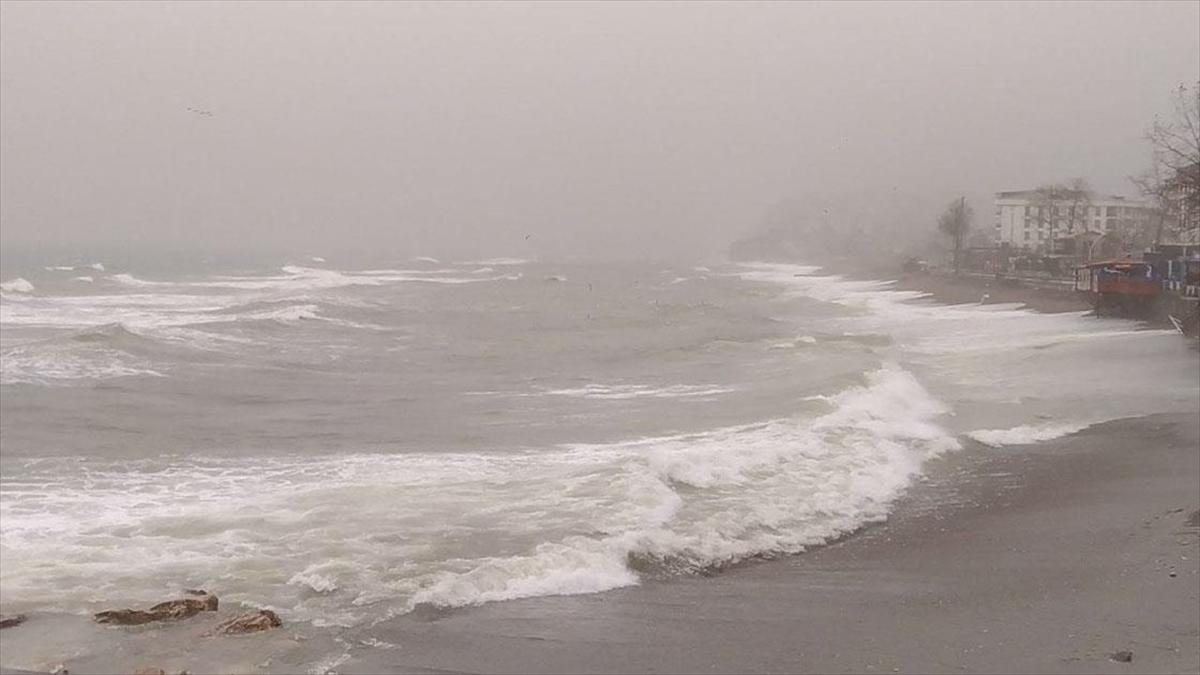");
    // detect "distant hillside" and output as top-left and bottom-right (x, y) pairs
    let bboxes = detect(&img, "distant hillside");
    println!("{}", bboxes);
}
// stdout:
(728, 191), (949, 268)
